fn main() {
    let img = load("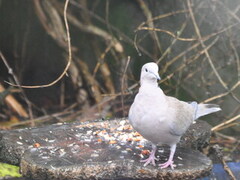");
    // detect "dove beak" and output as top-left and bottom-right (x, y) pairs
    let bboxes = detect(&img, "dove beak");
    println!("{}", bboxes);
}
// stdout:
(151, 71), (161, 81)
(156, 74), (161, 81)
